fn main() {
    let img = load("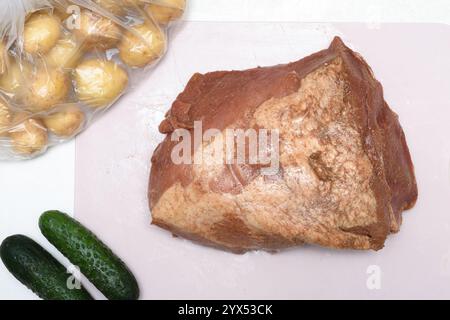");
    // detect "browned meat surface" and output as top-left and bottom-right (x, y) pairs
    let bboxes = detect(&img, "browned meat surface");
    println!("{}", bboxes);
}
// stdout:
(149, 37), (418, 253)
